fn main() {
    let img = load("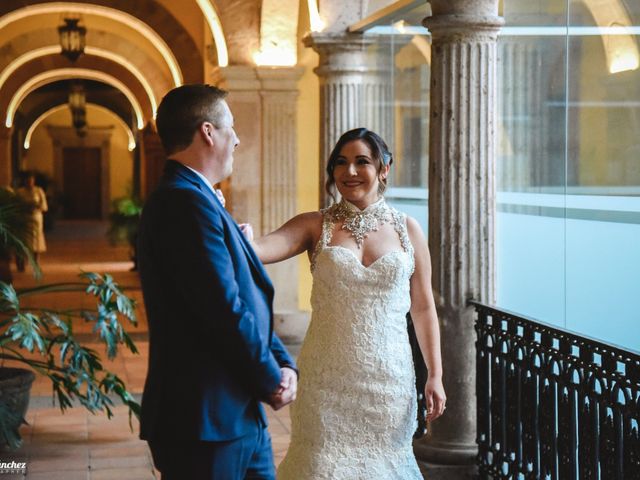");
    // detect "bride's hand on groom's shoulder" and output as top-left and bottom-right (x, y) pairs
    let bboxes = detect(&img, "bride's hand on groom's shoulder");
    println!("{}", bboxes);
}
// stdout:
(425, 377), (446, 422)
(267, 367), (298, 411)
(238, 223), (254, 241)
